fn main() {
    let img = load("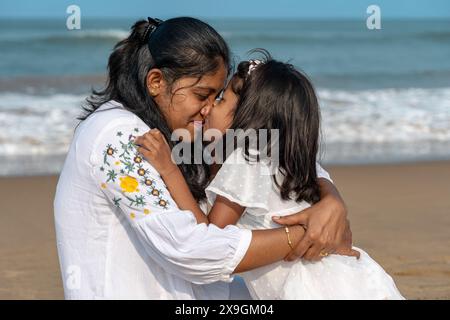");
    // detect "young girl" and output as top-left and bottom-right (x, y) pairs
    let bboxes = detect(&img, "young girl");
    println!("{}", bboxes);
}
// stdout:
(135, 55), (404, 300)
